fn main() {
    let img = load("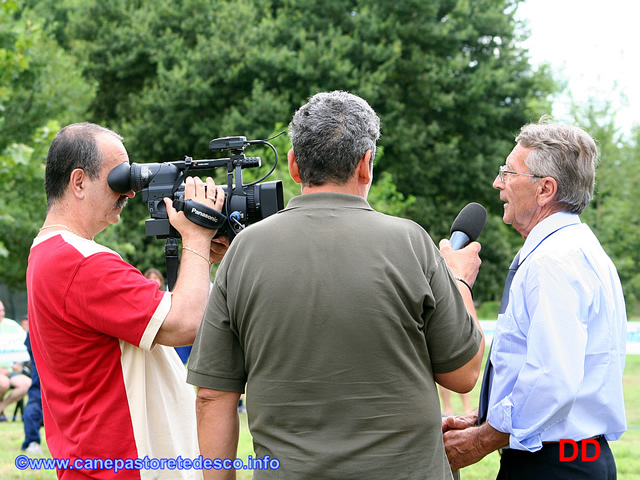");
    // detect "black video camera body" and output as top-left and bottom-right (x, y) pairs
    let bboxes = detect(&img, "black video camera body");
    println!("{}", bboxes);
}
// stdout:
(108, 136), (284, 242)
